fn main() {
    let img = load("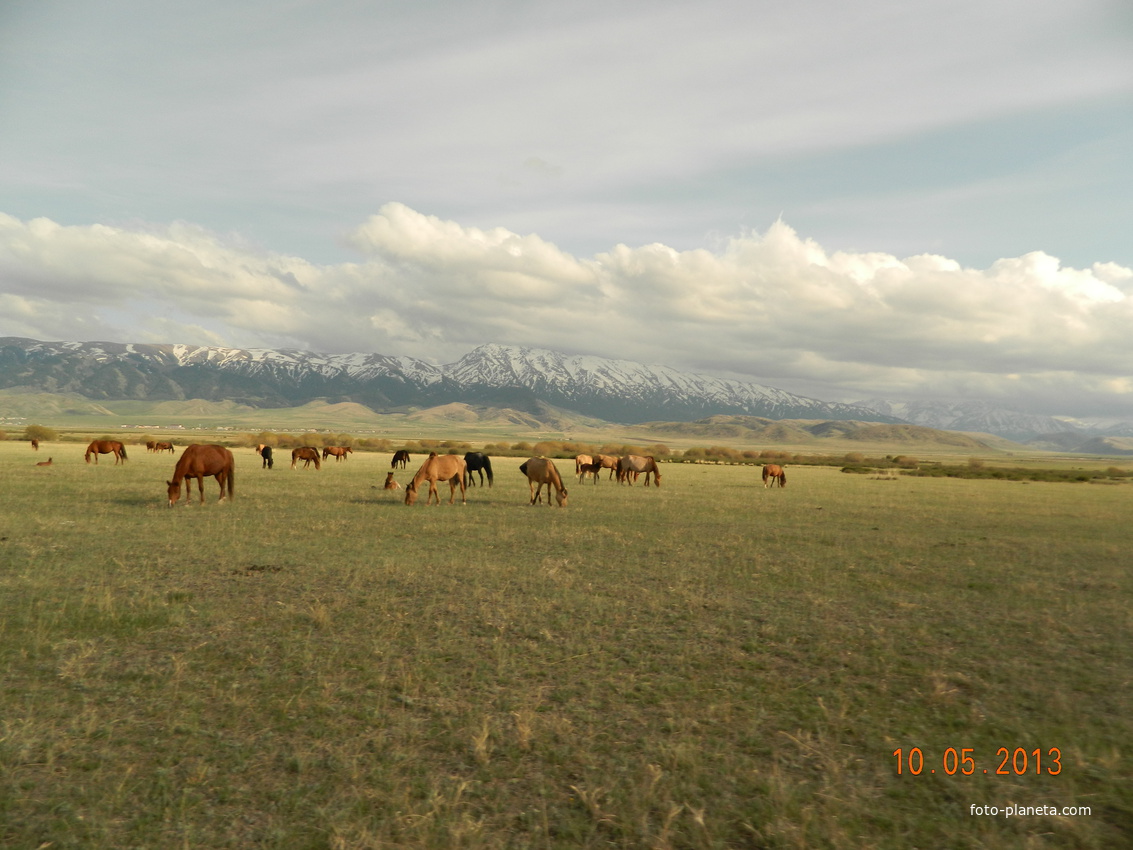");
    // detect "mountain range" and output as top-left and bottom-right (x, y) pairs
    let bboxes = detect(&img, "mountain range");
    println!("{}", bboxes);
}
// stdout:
(2, 336), (1131, 451)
